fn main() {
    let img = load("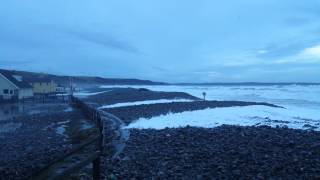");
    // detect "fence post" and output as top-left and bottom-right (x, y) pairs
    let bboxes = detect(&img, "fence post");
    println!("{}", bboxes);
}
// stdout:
(92, 156), (101, 180)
